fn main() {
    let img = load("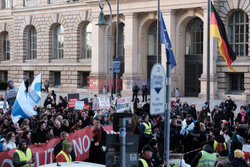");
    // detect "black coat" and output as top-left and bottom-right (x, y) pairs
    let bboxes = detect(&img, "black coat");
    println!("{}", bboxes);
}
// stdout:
(141, 85), (149, 94)
(230, 158), (248, 167)
(132, 85), (140, 93)
(31, 129), (48, 144)
(225, 99), (237, 113)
